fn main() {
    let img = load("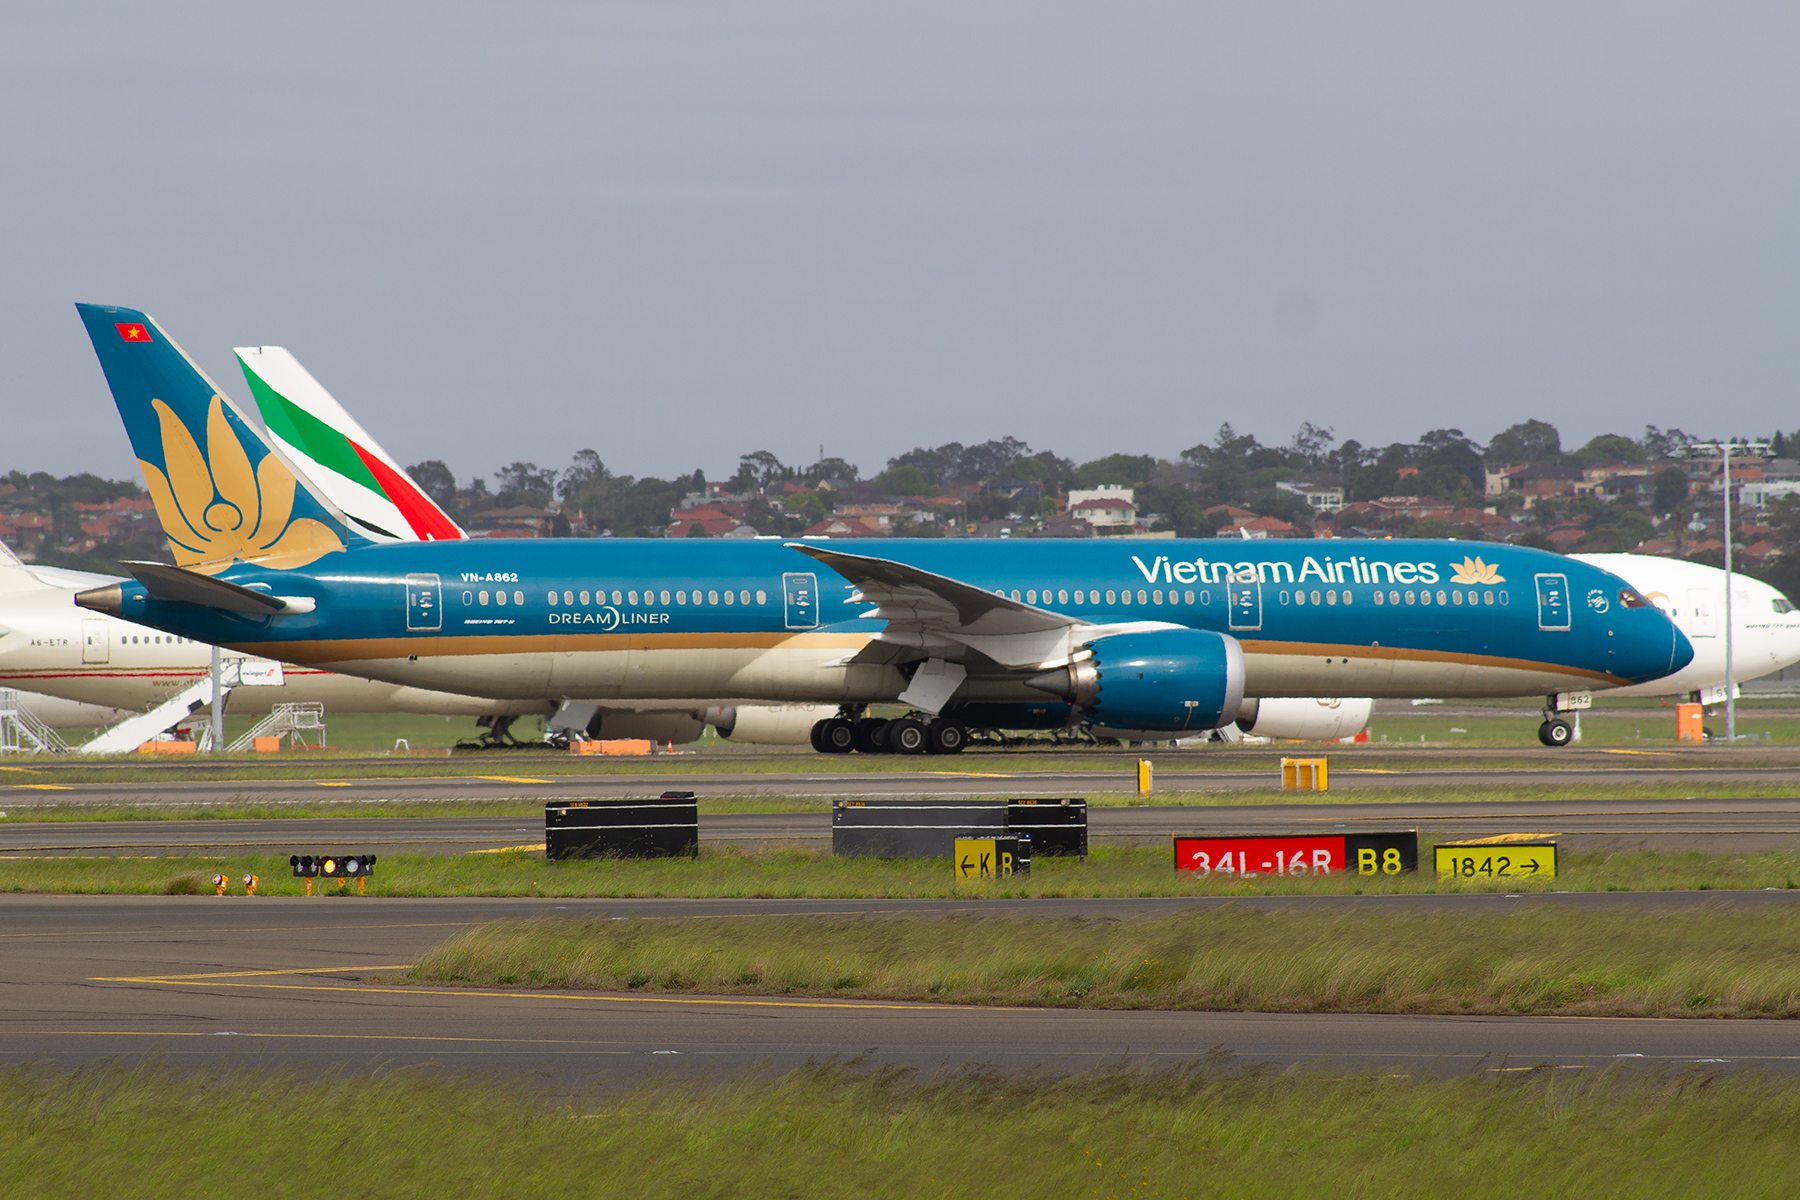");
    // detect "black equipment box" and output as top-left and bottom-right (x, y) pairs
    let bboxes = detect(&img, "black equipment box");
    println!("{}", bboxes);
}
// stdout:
(832, 798), (1008, 858)
(546, 792), (699, 860)
(1005, 798), (1088, 858)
